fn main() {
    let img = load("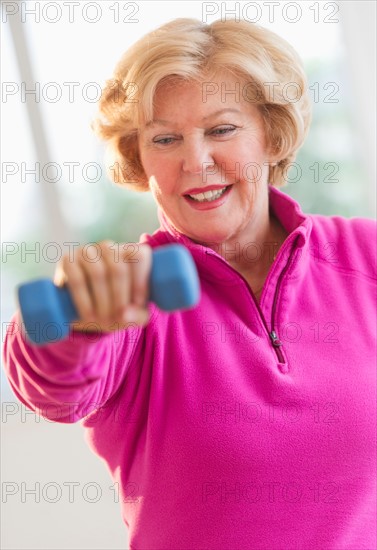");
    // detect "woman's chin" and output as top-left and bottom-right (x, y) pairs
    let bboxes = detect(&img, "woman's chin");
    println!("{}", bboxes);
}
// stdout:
(184, 228), (232, 247)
